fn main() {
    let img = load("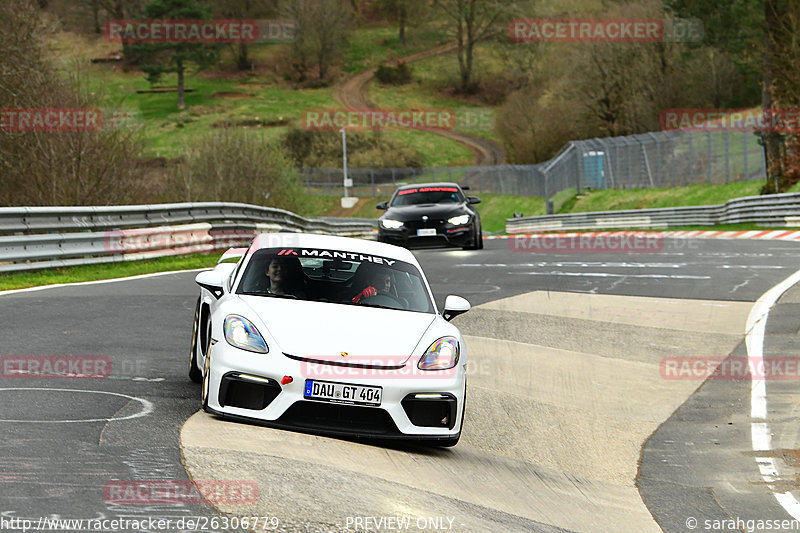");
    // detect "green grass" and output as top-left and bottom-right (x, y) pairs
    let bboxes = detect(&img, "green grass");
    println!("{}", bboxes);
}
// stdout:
(343, 26), (447, 73)
(568, 180), (765, 213)
(530, 223), (800, 234)
(317, 180), (778, 234)
(0, 253), (219, 291)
